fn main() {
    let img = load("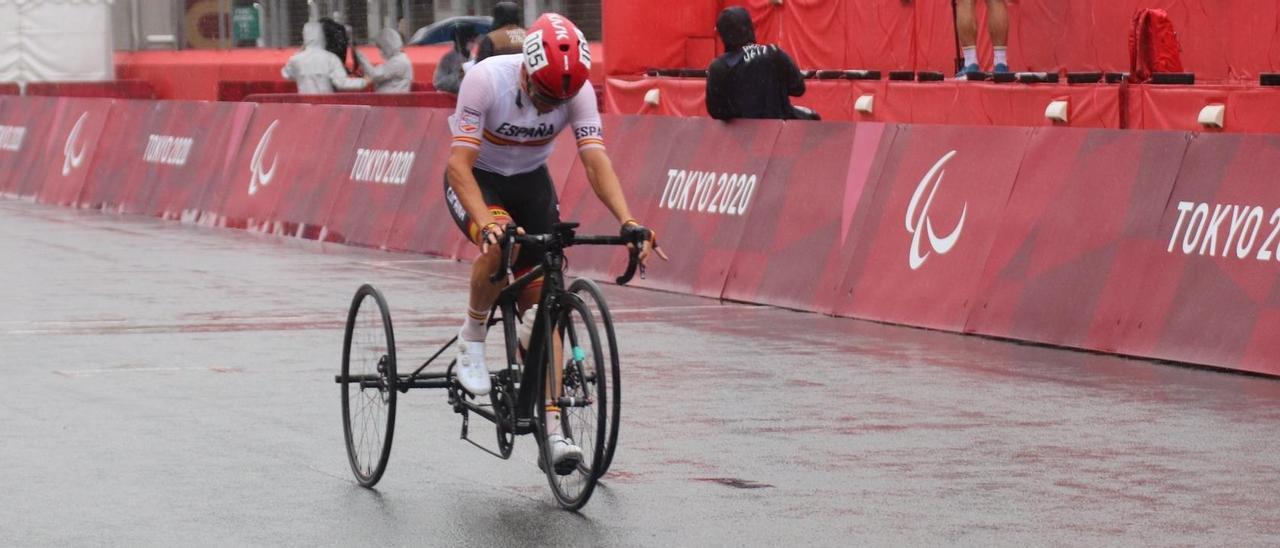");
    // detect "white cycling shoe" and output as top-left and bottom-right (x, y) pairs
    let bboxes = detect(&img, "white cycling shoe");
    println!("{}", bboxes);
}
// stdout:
(455, 333), (491, 396)
(546, 433), (583, 476)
